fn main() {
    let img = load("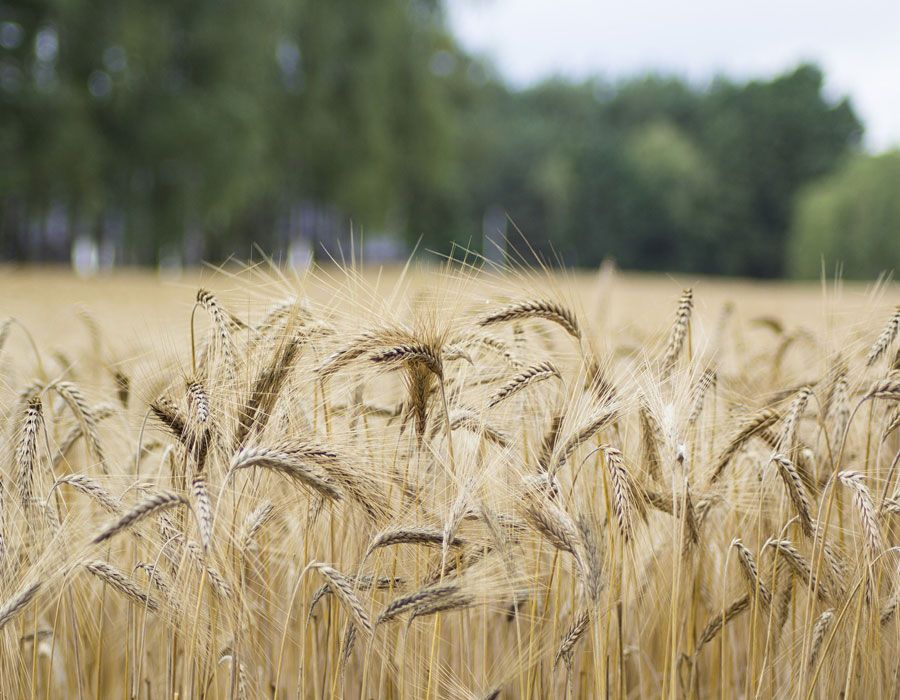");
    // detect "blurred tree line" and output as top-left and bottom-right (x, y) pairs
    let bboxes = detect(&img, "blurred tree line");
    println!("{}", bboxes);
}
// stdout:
(1, 0), (890, 278)
(789, 150), (900, 278)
